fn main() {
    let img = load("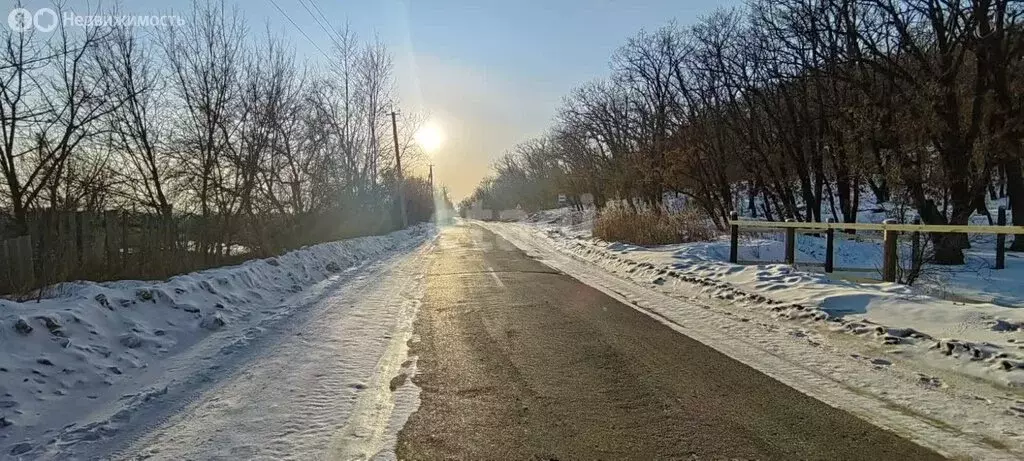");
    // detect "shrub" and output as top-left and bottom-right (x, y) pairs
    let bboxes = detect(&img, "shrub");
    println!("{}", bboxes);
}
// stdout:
(593, 204), (717, 245)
